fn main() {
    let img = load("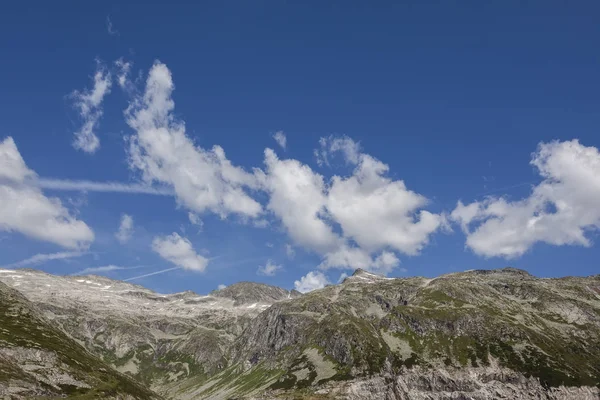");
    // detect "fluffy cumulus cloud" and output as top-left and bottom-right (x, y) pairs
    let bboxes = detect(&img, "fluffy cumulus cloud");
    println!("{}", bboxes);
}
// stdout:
(272, 131), (287, 149)
(0, 137), (94, 249)
(260, 148), (339, 254)
(115, 214), (134, 244)
(451, 140), (600, 258)
(118, 62), (442, 275)
(71, 63), (112, 153)
(126, 62), (262, 219)
(294, 271), (329, 293)
(319, 246), (400, 275)
(260, 136), (444, 274)
(152, 232), (208, 272)
(257, 260), (282, 276)
(327, 153), (445, 255)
